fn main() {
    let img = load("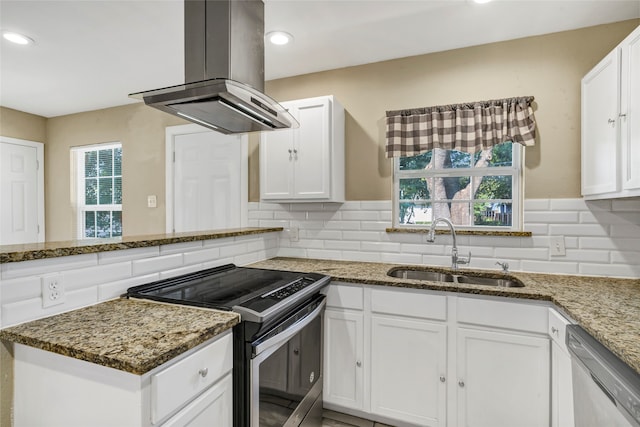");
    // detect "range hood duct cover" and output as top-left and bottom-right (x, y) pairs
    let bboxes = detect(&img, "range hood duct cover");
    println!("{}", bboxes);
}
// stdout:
(129, 0), (297, 134)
